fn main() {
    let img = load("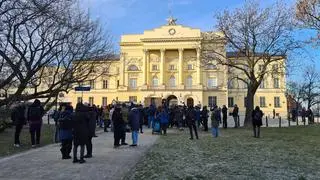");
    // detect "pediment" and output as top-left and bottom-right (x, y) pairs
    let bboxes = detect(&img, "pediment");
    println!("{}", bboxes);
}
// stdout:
(141, 25), (201, 40)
